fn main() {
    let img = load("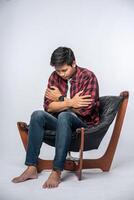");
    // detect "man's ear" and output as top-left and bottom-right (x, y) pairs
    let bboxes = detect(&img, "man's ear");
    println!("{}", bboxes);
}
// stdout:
(72, 61), (76, 68)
